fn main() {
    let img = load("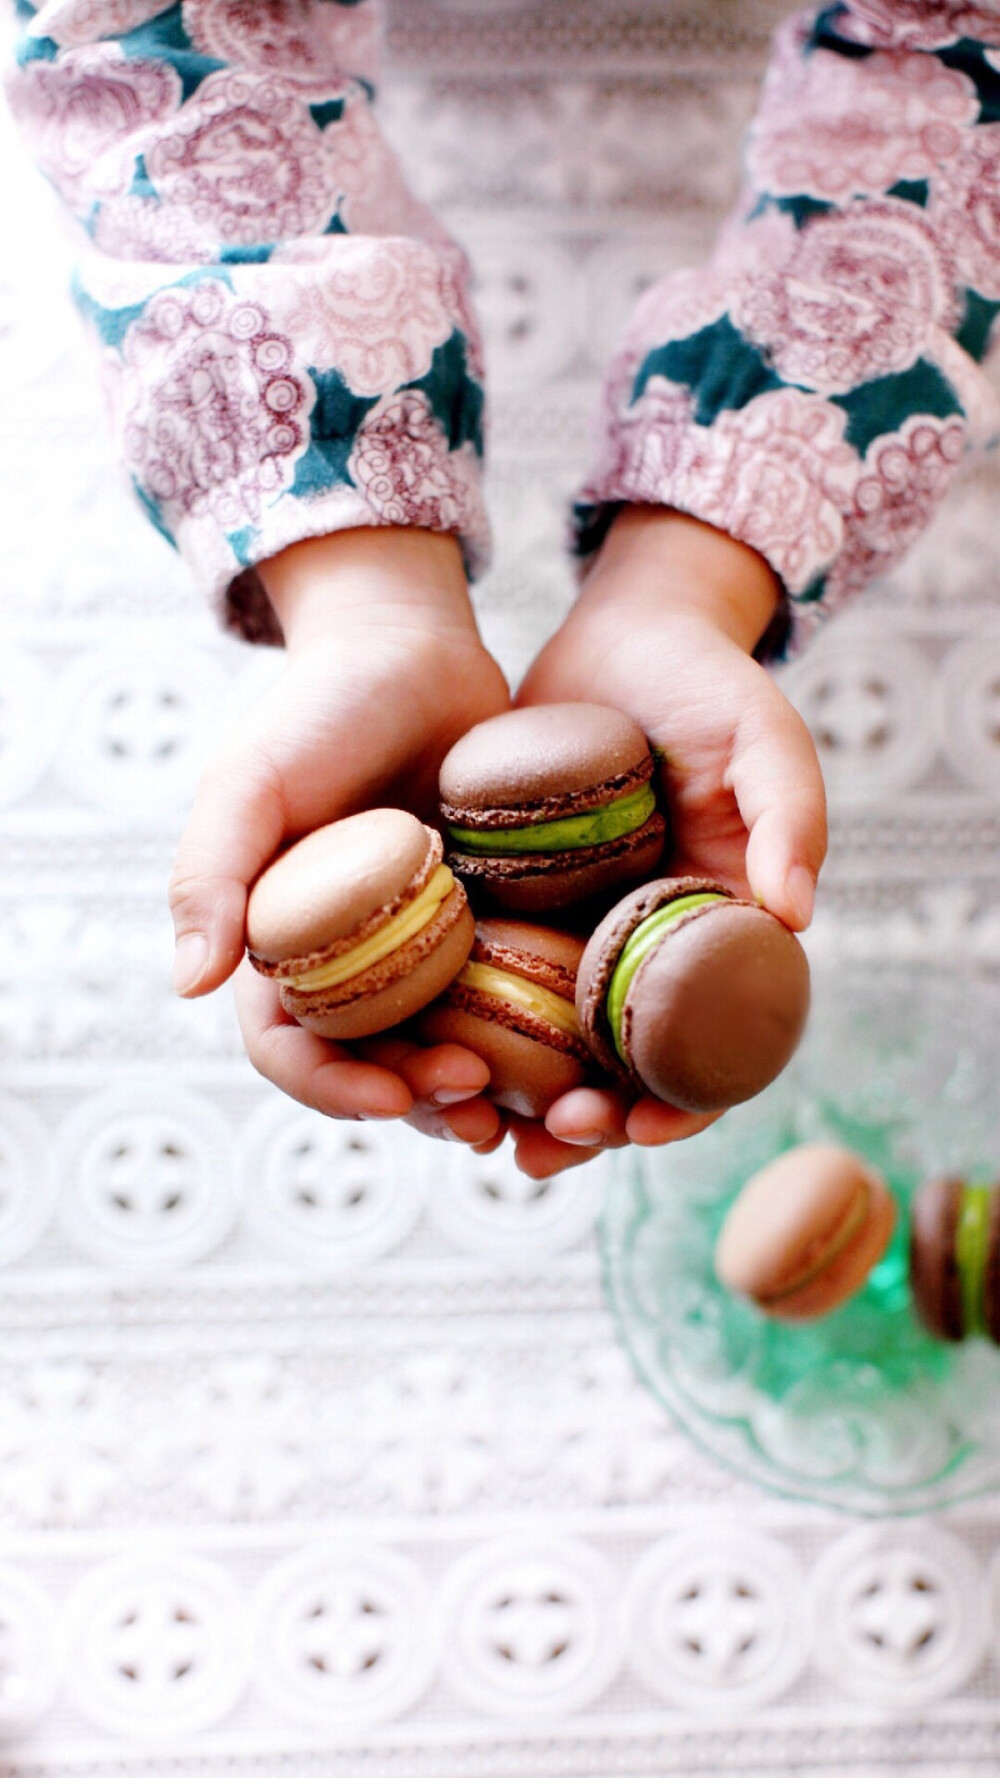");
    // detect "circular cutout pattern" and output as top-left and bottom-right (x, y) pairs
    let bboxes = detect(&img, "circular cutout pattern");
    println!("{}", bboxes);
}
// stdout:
(938, 631), (1000, 792)
(62, 1553), (248, 1736)
(810, 1523), (987, 1705)
(253, 1544), (439, 1728)
(441, 1535), (624, 1717)
(469, 236), (583, 392)
(55, 1081), (238, 1269)
(0, 1095), (58, 1266)
(56, 641), (229, 814)
(243, 1103), (425, 1269)
(0, 1567), (59, 1732)
(625, 1528), (808, 1711)
(0, 646), (54, 806)
(784, 631), (936, 801)
(429, 1139), (606, 1256)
